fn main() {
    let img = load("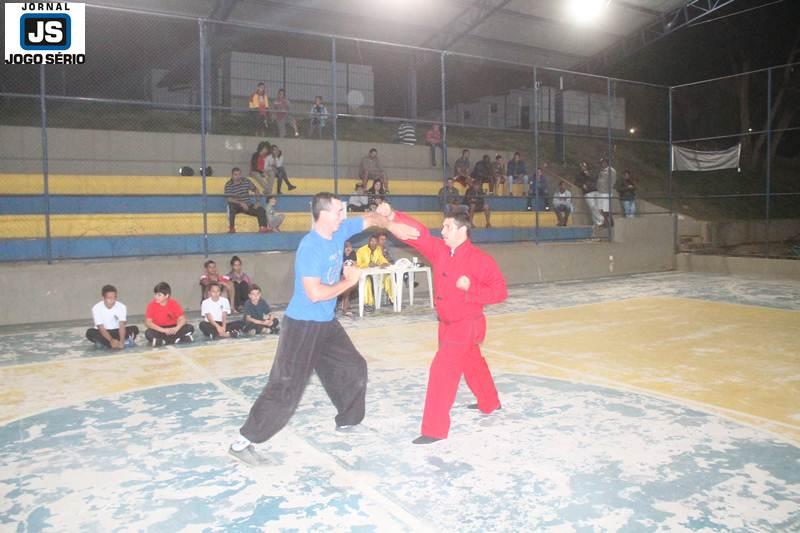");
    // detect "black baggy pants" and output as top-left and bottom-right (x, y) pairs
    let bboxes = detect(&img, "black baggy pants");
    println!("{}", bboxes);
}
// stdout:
(240, 316), (367, 443)
(86, 326), (140, 348)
